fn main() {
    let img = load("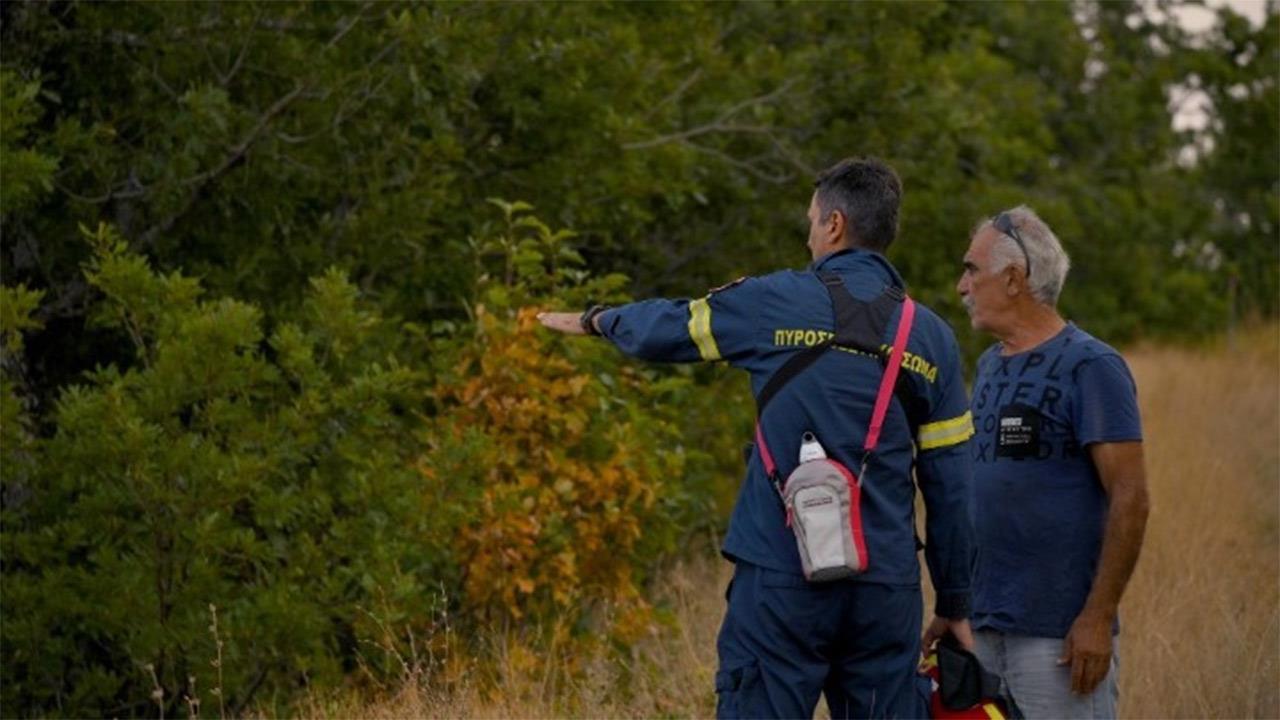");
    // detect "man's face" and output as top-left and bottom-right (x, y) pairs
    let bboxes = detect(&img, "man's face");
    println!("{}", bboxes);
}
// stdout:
(956, 226), (1012, 333)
